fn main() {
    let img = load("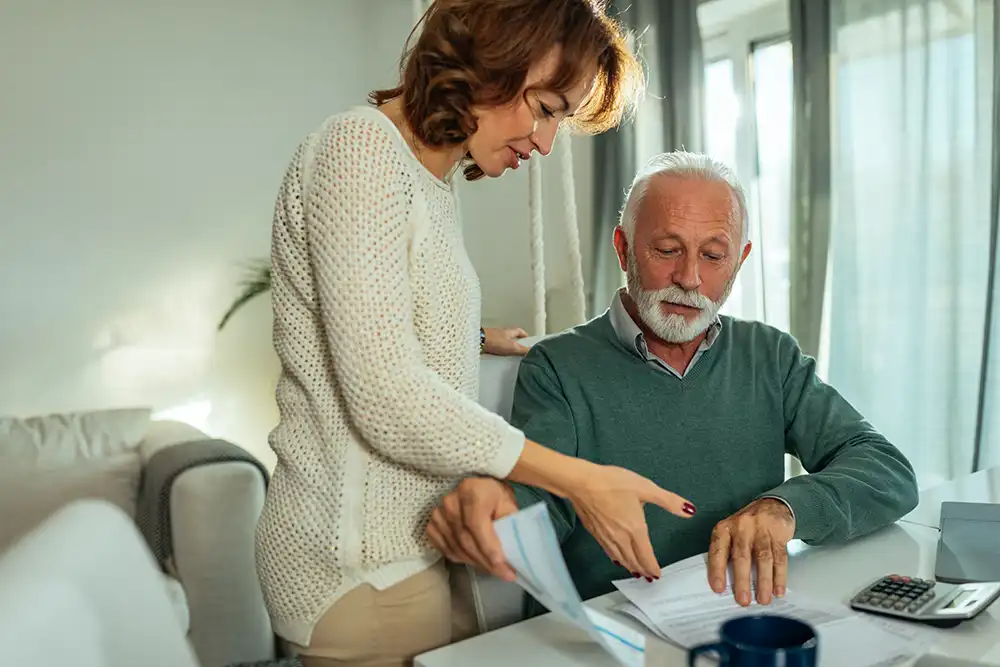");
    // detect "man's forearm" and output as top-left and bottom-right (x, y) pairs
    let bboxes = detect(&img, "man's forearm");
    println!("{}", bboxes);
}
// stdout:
(766, 435), (919, 544)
